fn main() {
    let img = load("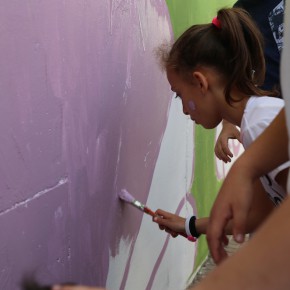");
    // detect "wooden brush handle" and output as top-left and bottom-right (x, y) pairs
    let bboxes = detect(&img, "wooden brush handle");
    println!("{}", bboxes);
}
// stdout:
(144, 206), (195, 242)
(144, 206), (155, 217)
